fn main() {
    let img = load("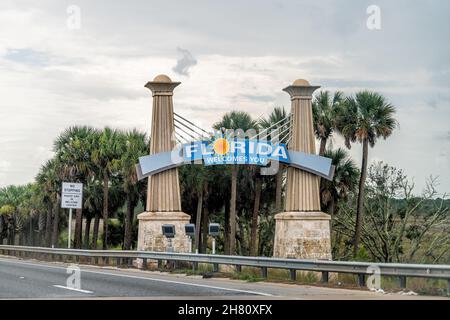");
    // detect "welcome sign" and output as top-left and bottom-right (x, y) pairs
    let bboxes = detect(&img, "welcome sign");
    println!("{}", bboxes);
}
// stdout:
(137, 137), (334, 181)
(183, 138), (290, 166)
